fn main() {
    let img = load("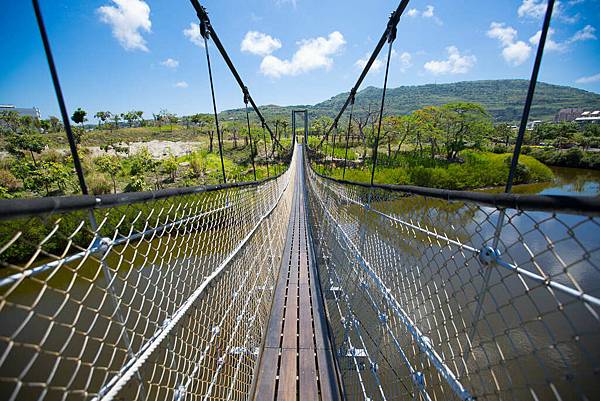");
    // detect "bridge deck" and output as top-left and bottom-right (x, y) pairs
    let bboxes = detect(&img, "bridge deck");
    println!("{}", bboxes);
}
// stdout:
(253, 146), (341, 401)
